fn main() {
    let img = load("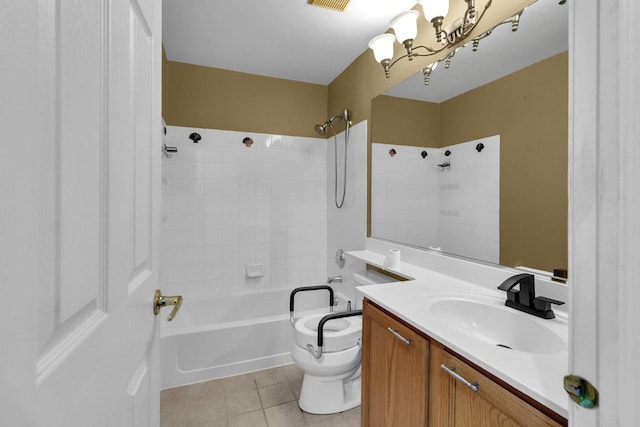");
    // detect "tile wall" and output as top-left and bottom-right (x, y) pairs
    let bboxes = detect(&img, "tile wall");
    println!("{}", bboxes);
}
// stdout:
(161, 126), (327, 299)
